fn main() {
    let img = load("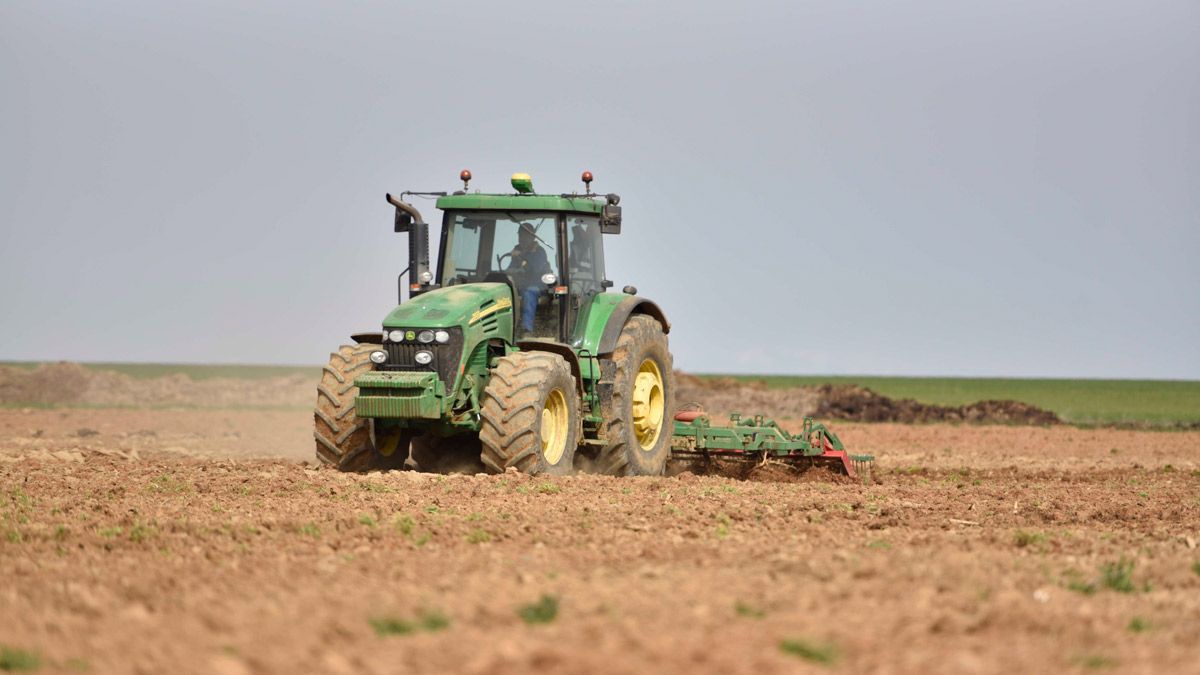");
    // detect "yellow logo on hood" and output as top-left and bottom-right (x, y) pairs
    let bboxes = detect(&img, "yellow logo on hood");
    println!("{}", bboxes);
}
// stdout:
(468, 297), (512, 325)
